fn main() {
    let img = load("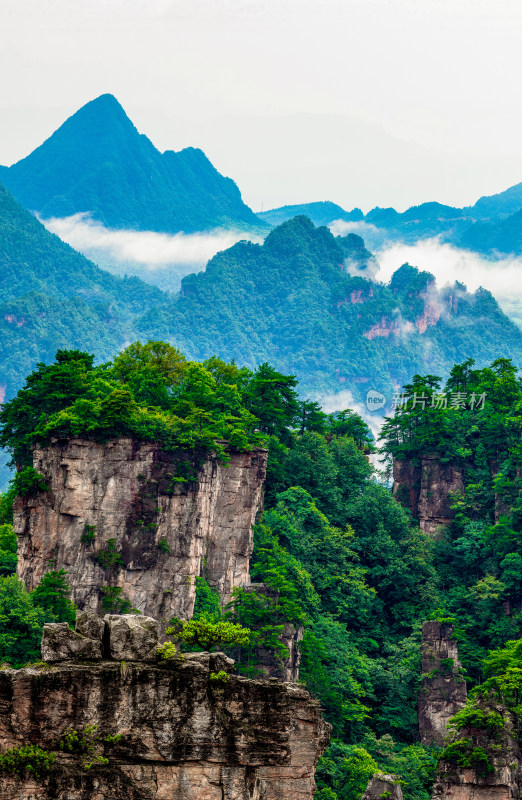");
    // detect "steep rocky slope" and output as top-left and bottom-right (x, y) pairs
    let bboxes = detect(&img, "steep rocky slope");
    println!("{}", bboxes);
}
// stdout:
(15, 438), (267, 620)
(0, 614), (329, 800)
(418, 621), (467, 746)
(392, 456), (464, 537)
